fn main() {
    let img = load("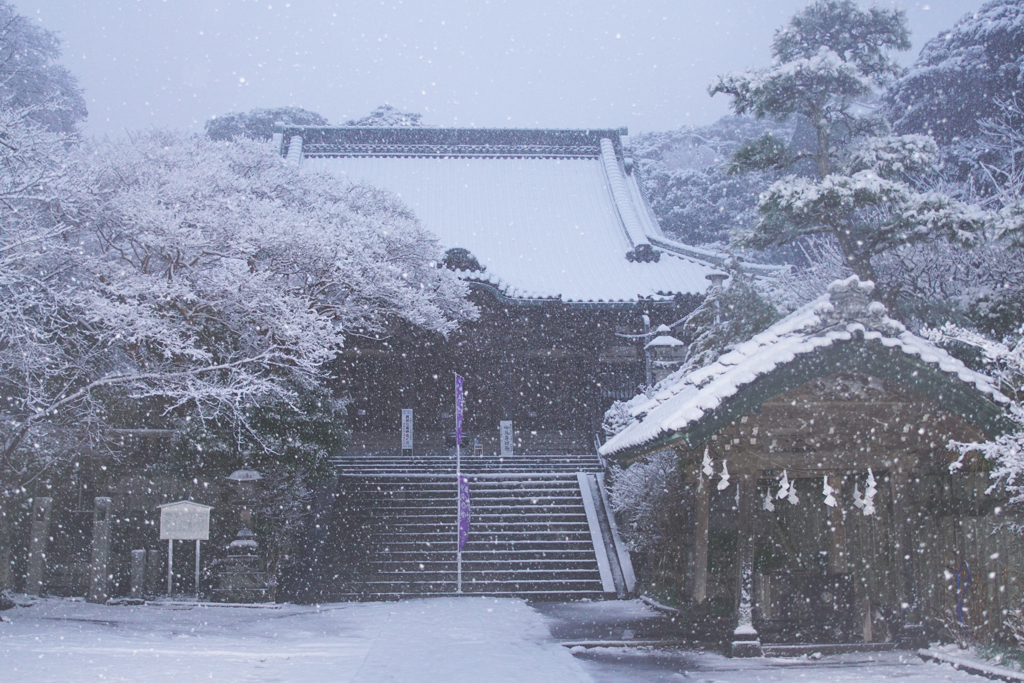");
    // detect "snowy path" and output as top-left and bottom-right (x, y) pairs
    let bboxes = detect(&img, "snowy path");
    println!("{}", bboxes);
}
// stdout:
(0, 596), (999, 682)
(1, 596), (590, 683)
